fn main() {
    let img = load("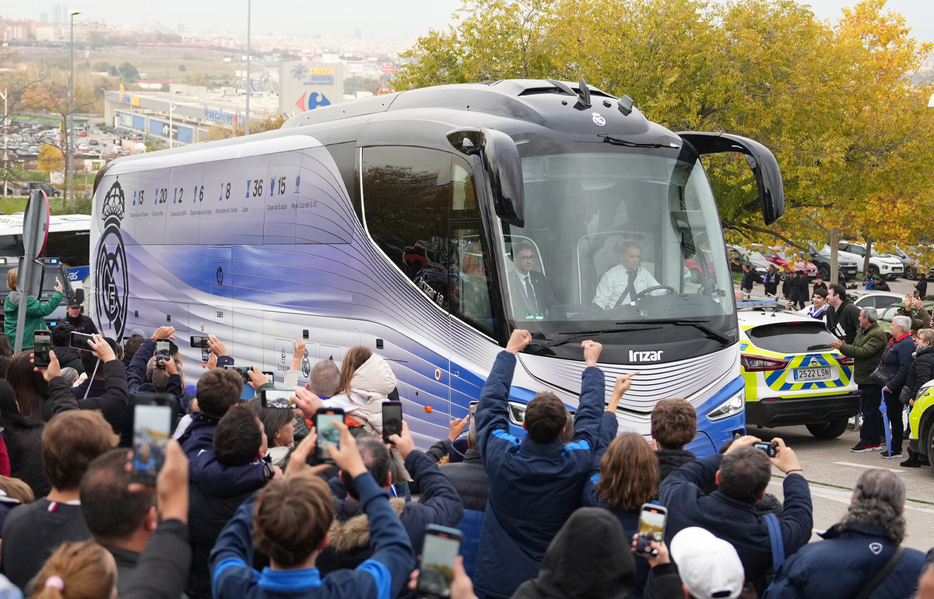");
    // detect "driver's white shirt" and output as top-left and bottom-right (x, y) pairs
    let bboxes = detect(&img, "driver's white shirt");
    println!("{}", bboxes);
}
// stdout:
(593, 264), (661, 309)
